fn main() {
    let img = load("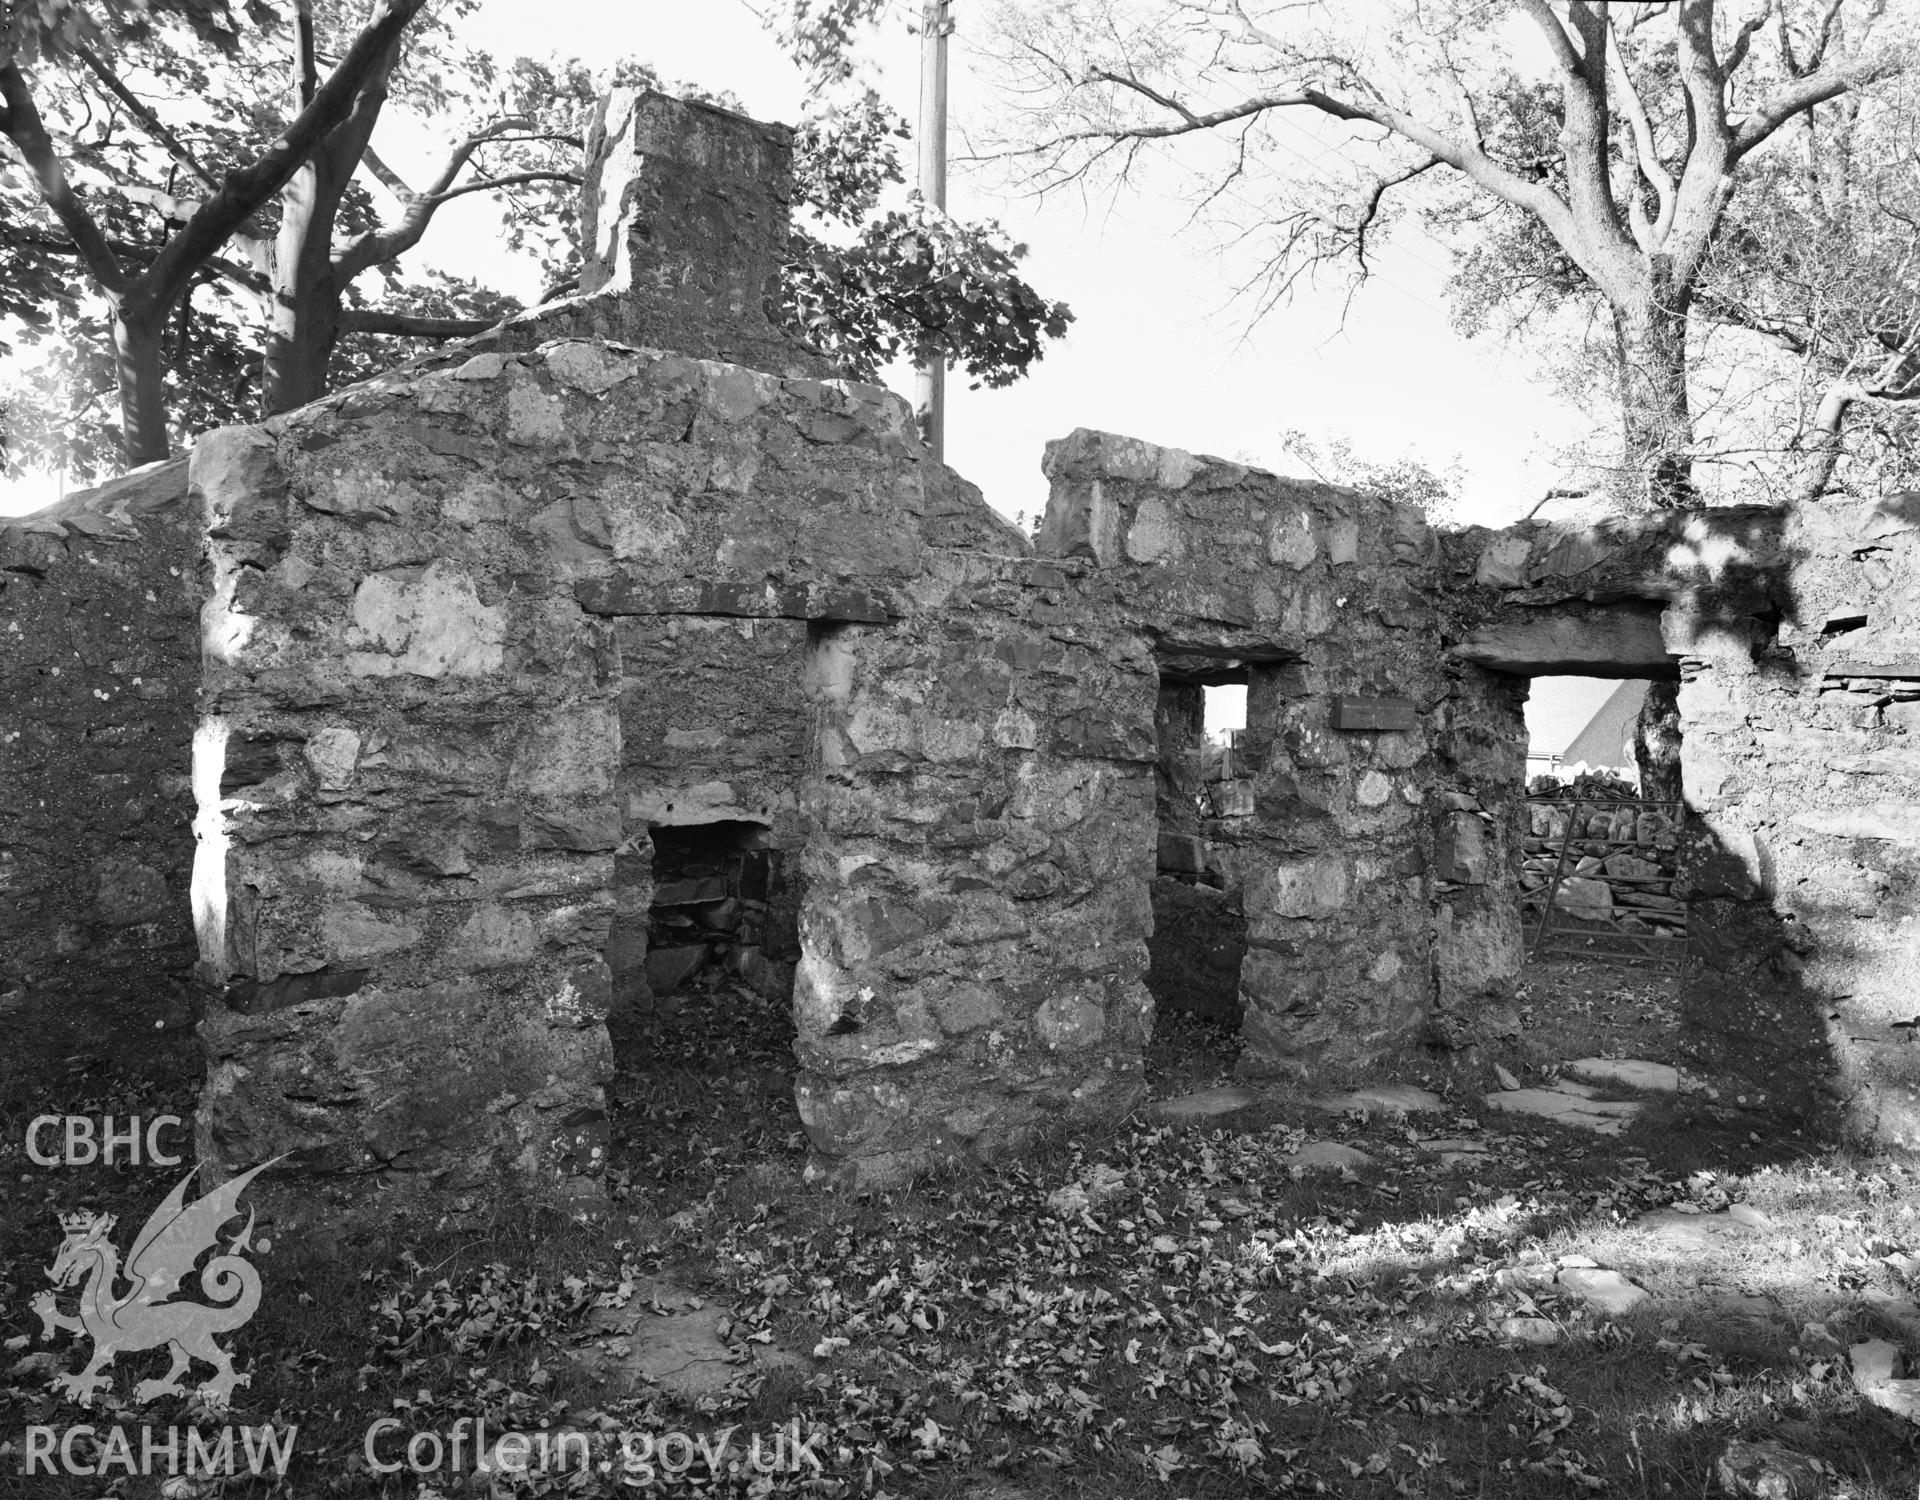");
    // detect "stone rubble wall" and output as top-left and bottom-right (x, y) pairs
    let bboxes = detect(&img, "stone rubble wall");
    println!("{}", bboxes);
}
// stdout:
(1037, 429), (1513, 1082)
(611, 612), (815, 1015)
(22, 82), (1920, 1211)
(0, 460), (200, 1036)
(186, 329), (1107, 1198)
(1427, 663), (1529, 1050)
(794, 549), (1159, 1184)
(569, 89), (836, 382)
